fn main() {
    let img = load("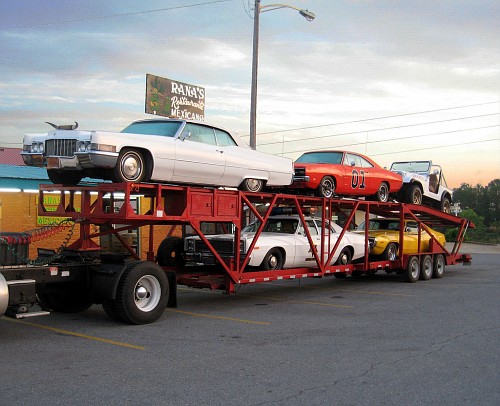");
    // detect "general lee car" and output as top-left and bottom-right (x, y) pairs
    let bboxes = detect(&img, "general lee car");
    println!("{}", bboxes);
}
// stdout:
(356, 218), (446, 261)
(292, 150), (403, 201)
(21, 119), (293, 191)
(184, 214), (366, 270)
